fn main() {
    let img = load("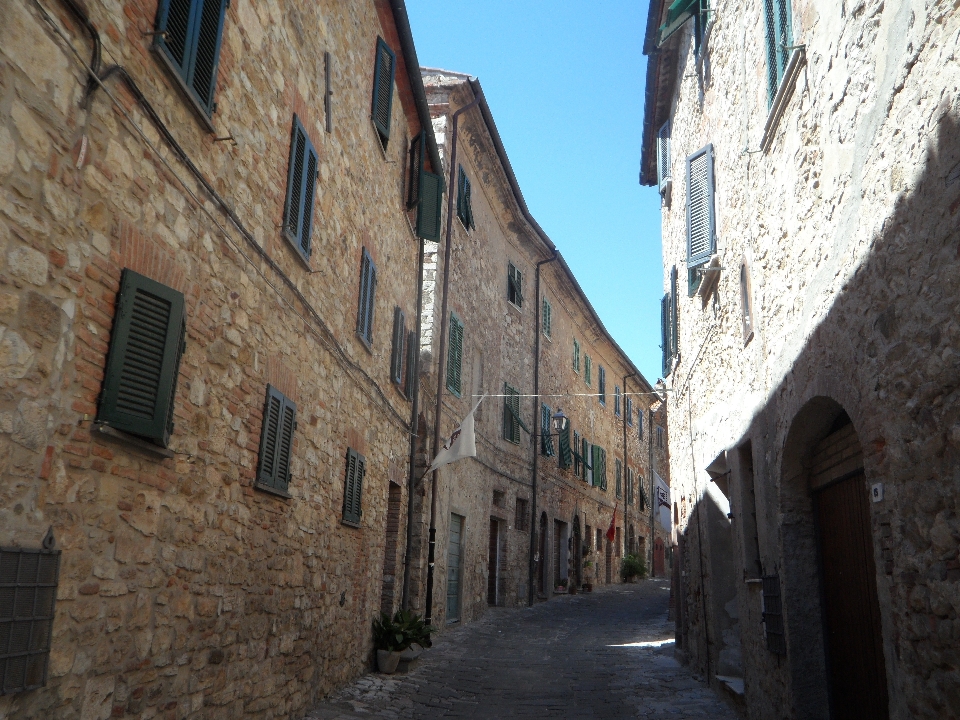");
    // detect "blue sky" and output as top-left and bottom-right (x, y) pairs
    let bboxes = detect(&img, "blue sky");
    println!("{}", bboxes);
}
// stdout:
(407, 0), (665, 384)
